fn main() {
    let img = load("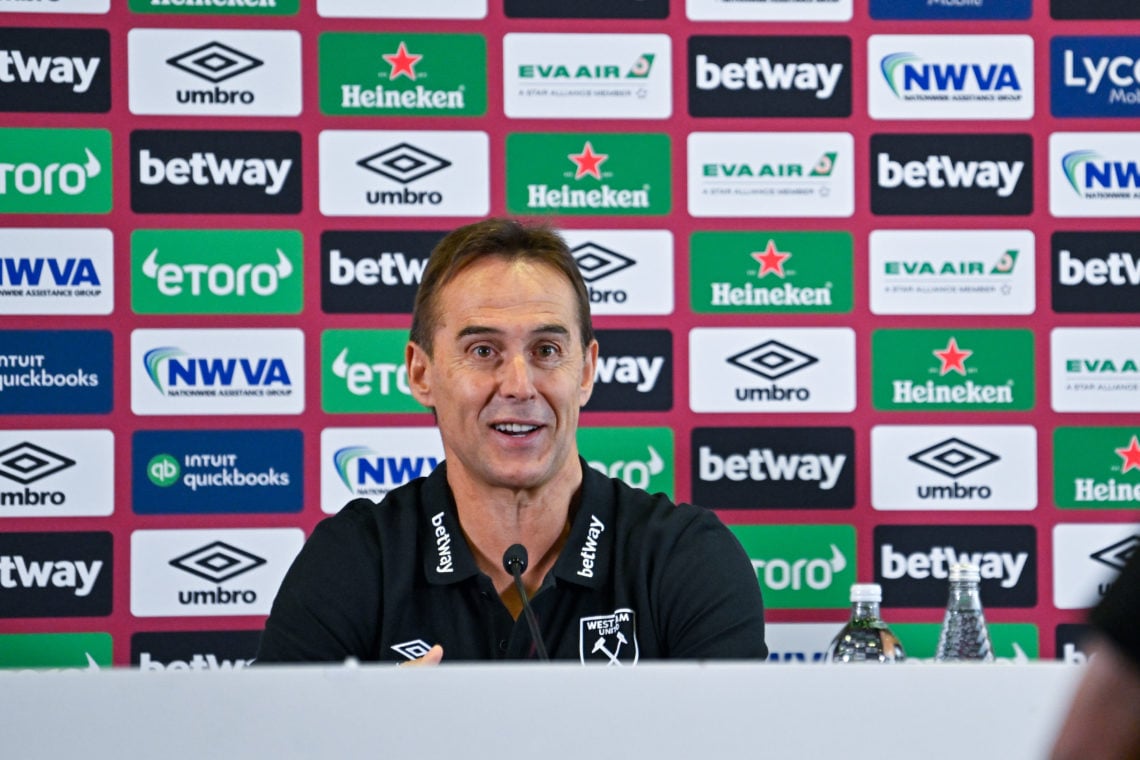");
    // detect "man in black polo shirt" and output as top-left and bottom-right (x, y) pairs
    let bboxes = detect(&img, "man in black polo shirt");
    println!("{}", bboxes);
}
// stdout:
(257, 218), (767, 664)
